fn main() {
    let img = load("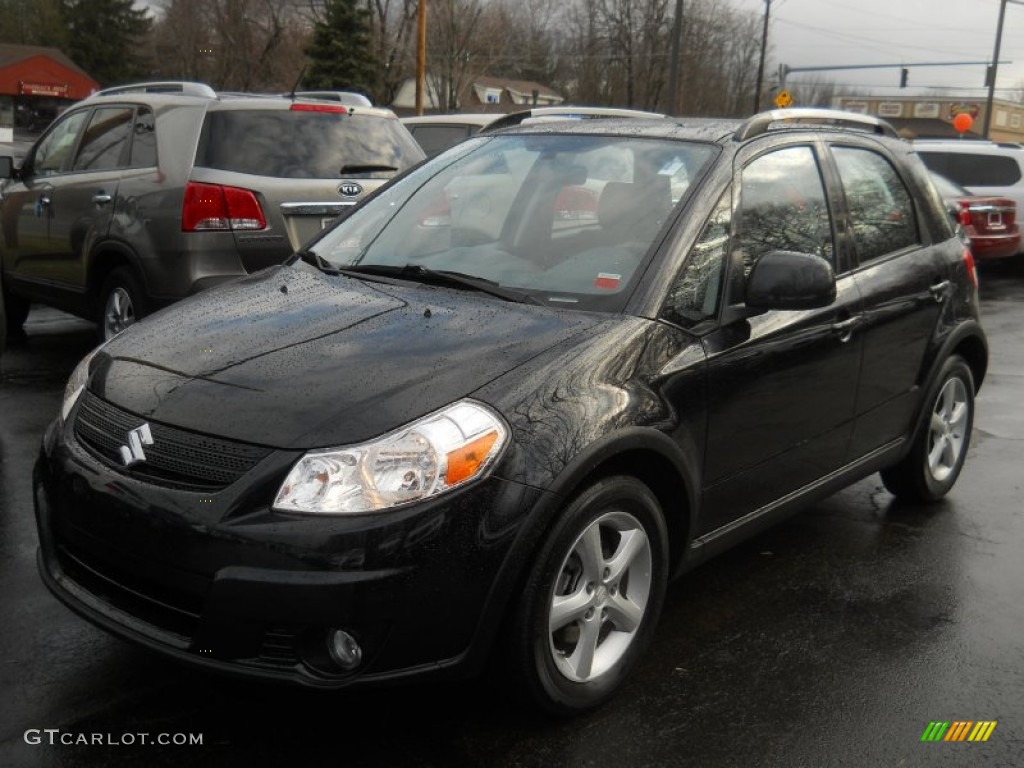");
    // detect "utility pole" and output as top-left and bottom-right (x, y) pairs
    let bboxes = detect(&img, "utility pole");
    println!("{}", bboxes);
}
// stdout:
(415, 0), (427, 116)
(983, 0), (1024, 138)
(753, 0), (771, 113)
(667, 0), (684, 115)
